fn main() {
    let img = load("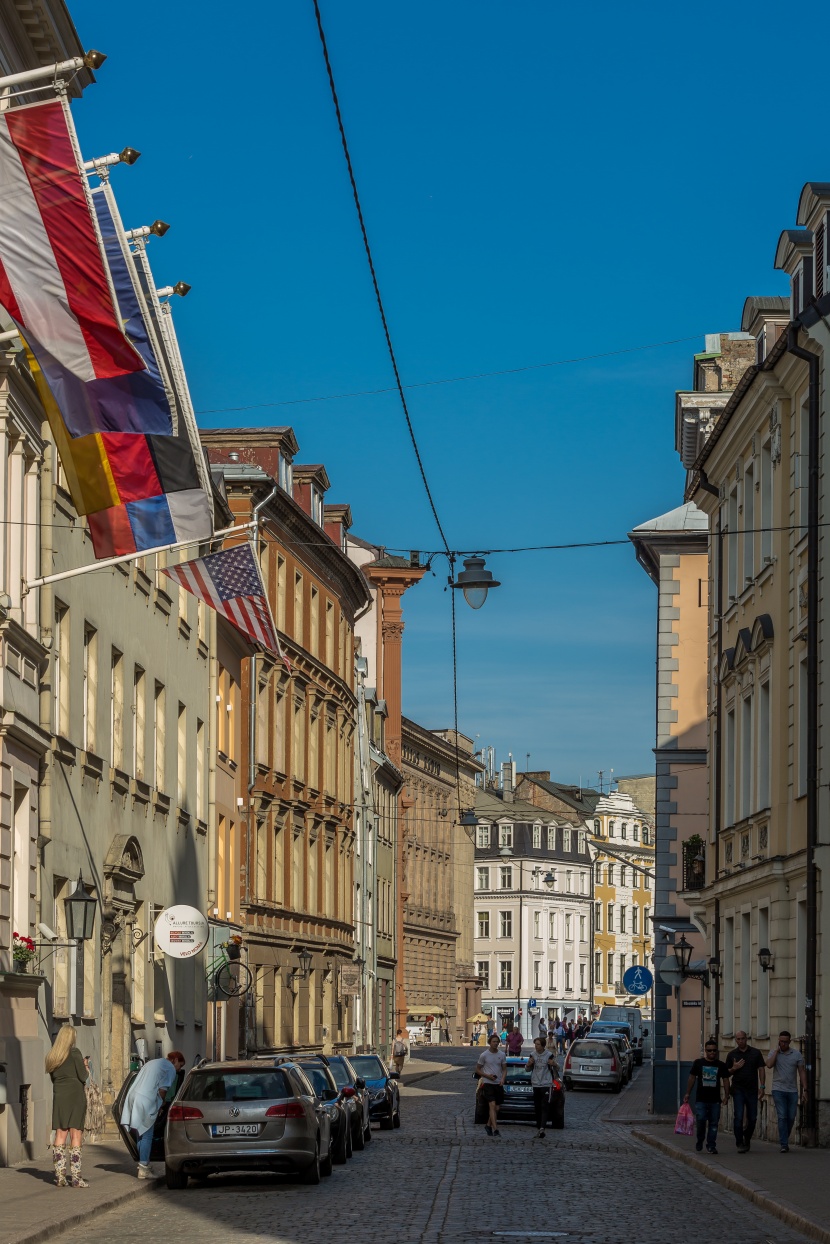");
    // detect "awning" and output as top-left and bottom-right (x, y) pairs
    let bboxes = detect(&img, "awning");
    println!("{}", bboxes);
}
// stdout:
(407, 1008), (446, 1018)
